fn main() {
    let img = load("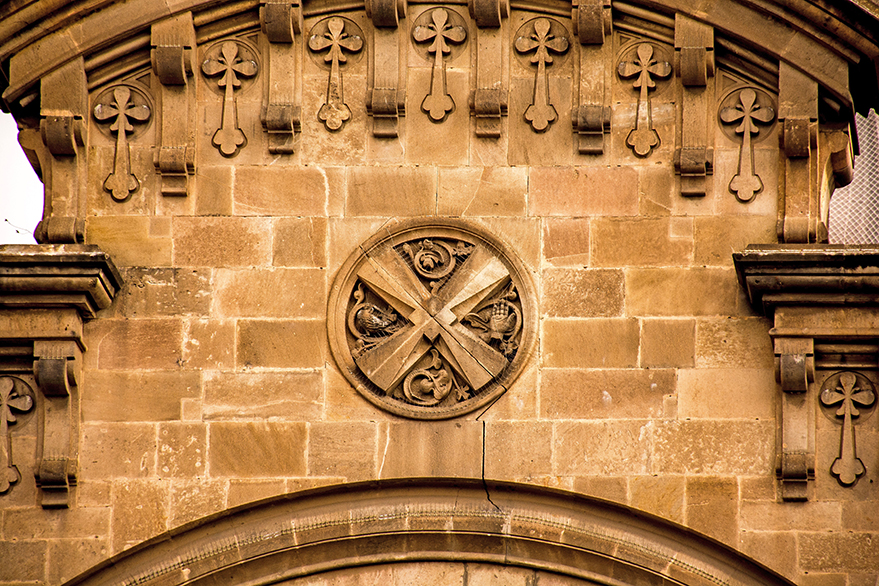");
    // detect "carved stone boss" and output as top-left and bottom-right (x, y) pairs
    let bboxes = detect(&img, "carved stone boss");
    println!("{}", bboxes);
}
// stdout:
(93, 85), (152, 203)
(202, 39), (260, 156)
(328, 220), (536, 419)
(413, 8), (467, 123)
(618, 41), (671, 157)
(515, 18), (569, 132)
